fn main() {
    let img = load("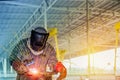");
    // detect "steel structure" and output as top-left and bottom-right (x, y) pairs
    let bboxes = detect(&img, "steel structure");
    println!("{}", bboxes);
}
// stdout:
(0, 0), (120, 79)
